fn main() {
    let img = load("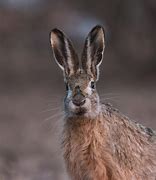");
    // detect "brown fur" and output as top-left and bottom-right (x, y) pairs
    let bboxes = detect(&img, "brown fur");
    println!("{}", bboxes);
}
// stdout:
(62, 105), (156, 180)
(50, 25), (156, 180)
